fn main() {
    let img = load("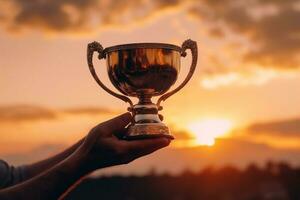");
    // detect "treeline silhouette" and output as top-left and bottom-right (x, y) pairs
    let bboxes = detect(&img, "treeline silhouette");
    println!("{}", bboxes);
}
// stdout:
(66, 162), (300, 200)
